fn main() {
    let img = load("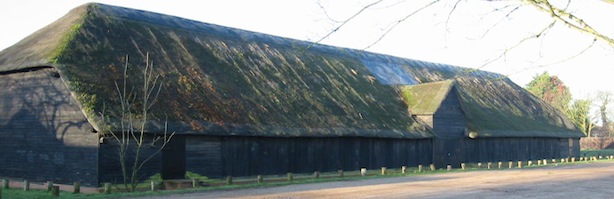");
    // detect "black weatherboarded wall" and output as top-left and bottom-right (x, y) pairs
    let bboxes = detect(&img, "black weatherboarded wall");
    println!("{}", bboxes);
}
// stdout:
(185, 136), (432, 178)
(460, 138), (578, 163)
(431, 87), (467, 166)
(0, 68), (99, 186)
